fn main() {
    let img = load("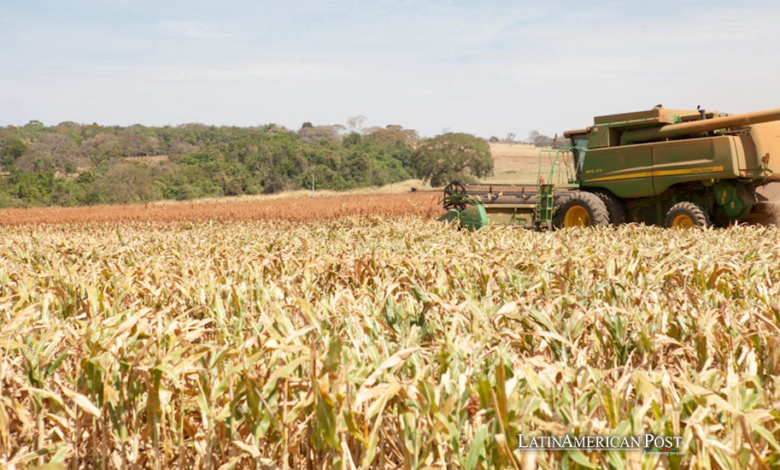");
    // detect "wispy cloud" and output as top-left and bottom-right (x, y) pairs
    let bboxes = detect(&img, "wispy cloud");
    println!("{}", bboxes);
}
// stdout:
(155, 20), (233, 39)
